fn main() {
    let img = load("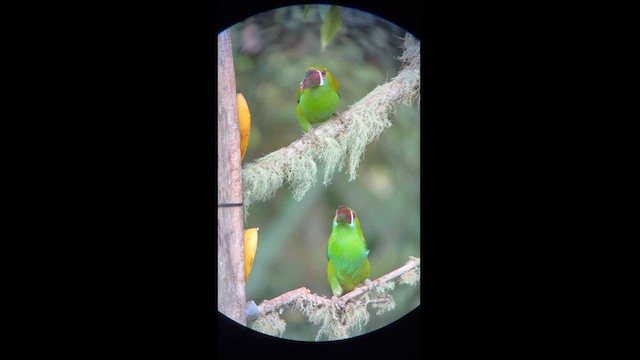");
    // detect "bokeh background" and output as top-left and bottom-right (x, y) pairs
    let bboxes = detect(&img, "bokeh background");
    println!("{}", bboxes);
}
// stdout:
(225, 5), (420, 341)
